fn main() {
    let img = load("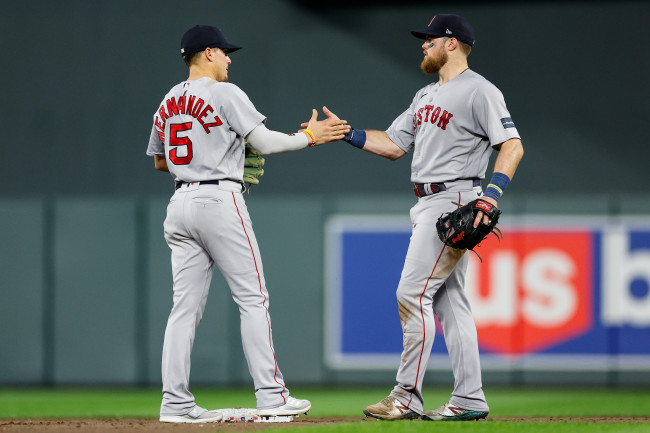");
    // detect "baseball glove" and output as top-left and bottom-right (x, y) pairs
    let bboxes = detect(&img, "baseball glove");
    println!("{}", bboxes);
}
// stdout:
(243, 142), (265, 186)
(436, 198), (502, 257)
